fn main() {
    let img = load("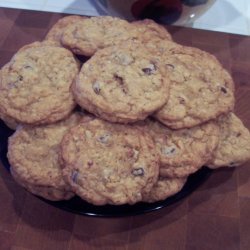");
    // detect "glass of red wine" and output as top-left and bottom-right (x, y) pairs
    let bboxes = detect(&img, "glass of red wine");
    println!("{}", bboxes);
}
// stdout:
(95, 0), (210, 25)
